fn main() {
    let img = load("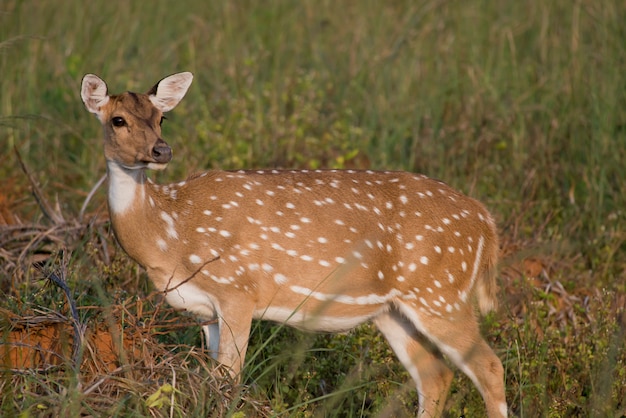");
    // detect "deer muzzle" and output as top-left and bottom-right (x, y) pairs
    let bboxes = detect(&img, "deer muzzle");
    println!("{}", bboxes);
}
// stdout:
(152, 139), (172, 164)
